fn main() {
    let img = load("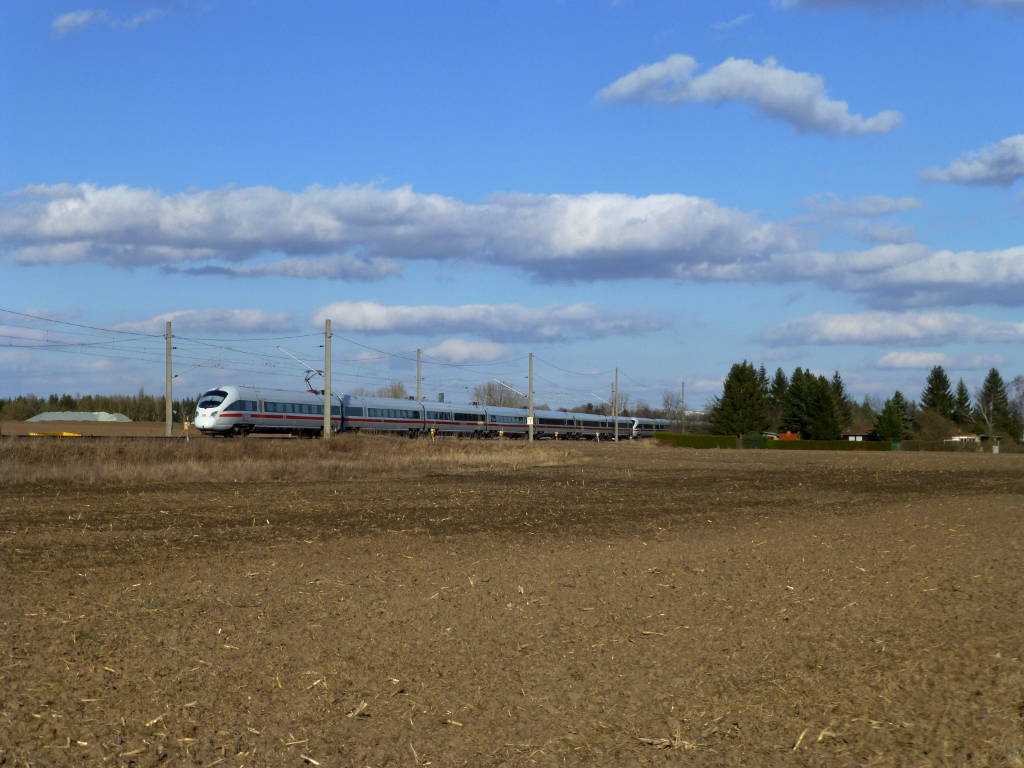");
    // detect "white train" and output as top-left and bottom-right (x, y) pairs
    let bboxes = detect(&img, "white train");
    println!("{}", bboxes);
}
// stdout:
(192, 385), (670, 439)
